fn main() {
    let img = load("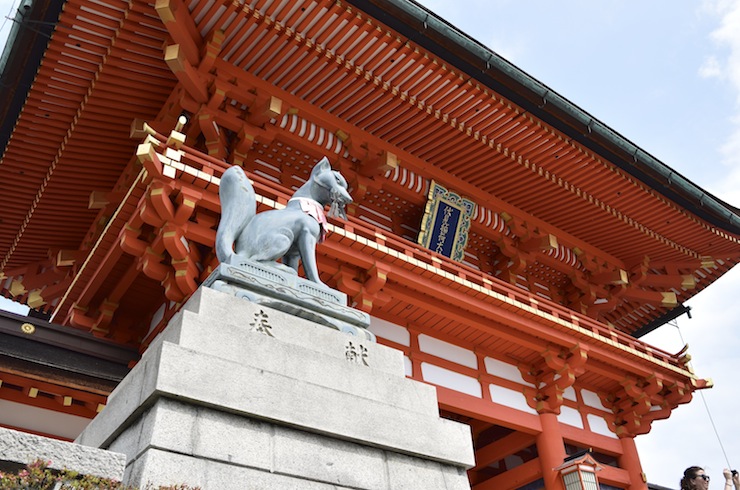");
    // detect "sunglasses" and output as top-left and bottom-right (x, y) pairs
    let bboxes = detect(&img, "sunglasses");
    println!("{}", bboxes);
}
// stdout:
(695, 475), (711, 482)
